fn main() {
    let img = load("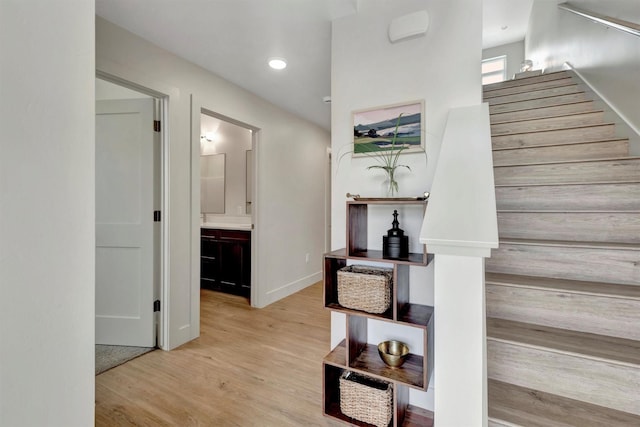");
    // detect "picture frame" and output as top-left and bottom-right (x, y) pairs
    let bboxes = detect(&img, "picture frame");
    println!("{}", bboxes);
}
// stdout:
(352, 100), (424, 156)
